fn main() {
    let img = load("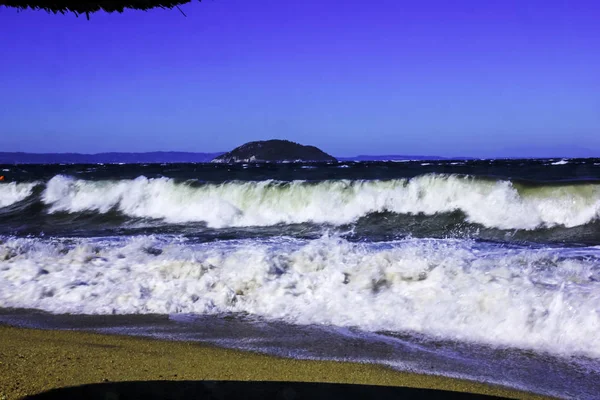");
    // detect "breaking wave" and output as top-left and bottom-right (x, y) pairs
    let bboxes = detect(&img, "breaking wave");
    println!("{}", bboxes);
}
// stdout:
(0, 182), (38, 208)
(1, 235), (599, 358)
(33, 174), (600, 230)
